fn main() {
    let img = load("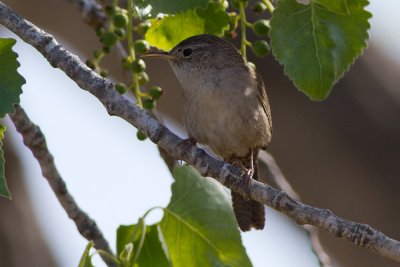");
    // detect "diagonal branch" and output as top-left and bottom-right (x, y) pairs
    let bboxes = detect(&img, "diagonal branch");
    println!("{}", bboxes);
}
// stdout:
(8, 105), (116, 267)
(68, 2), (332, 265)
(1, 2), (400, 264)
(258, 151), (332, 267)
